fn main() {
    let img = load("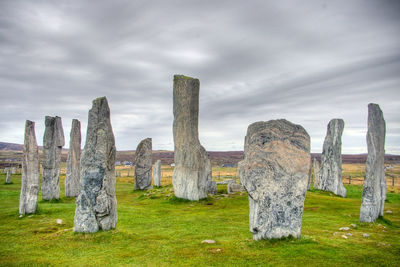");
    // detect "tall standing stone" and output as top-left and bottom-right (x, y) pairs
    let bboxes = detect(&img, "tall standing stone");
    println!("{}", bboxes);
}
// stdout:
(74, 97), (117, 233)
(19, 120), (40, 215)
(134, 138), (153, 190)
(172, 75), (212, 201)
(5, 168), (11, 184)
(238, 119), (311, 240)
(316, 119), (346, 197)
(153, 159), (162, 187)
(65, 119), (81, 197)
(313, 158), (320, 188)
(42, 116), (65, 200)
(360, 103), (386, 222)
